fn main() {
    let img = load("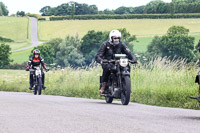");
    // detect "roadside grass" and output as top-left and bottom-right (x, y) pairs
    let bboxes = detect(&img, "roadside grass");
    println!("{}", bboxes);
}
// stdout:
(1, 57), (200, 109)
